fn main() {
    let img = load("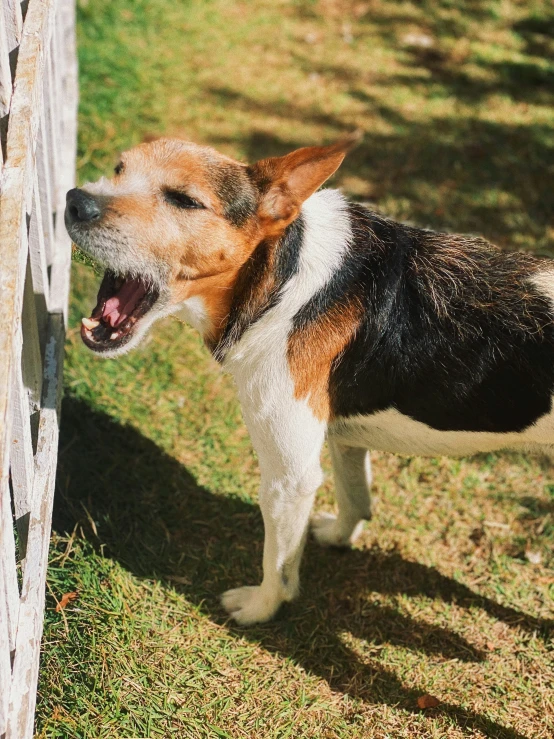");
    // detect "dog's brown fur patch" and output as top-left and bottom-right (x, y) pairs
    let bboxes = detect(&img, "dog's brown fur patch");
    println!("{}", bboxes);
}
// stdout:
(287, 297), (363, 420)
